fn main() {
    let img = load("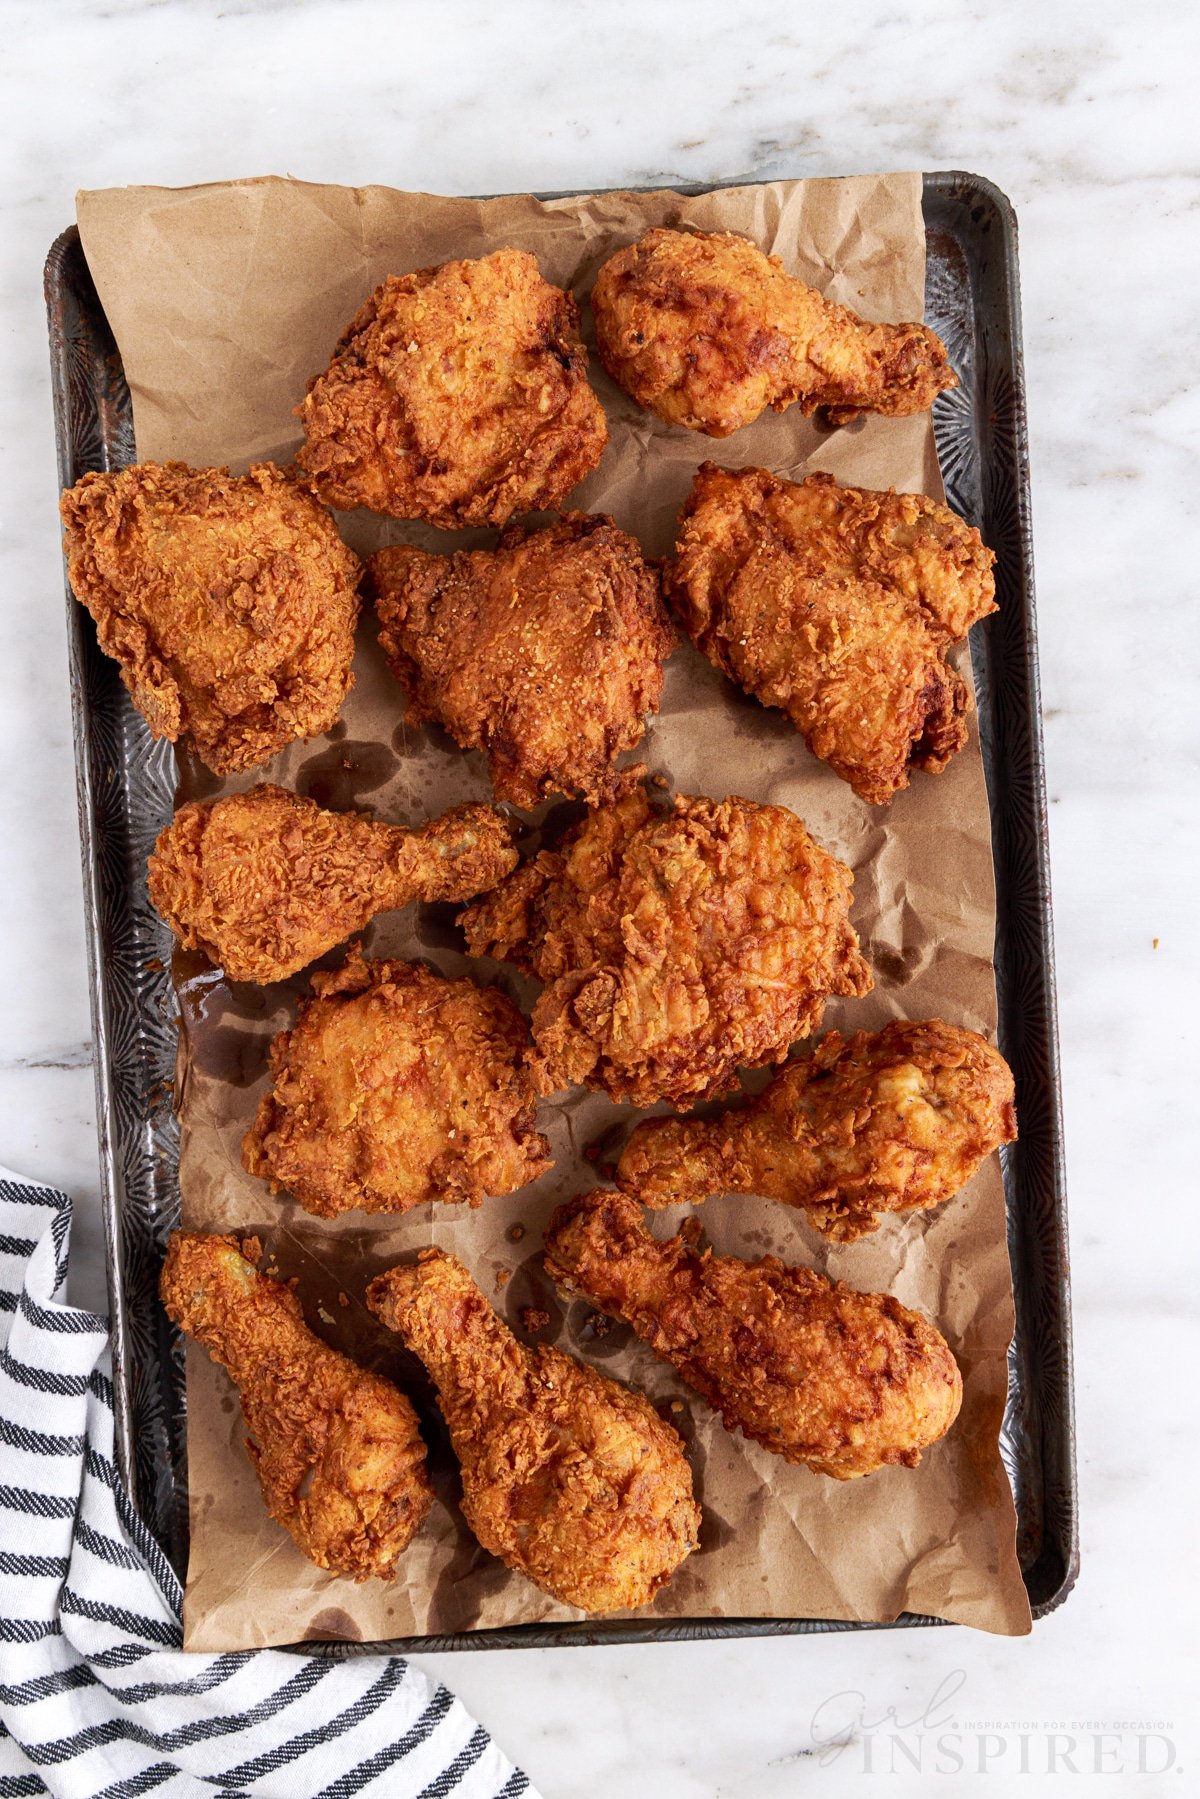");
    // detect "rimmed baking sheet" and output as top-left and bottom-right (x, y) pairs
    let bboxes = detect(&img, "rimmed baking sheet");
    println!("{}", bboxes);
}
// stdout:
(45, 170), (1077, 1646)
